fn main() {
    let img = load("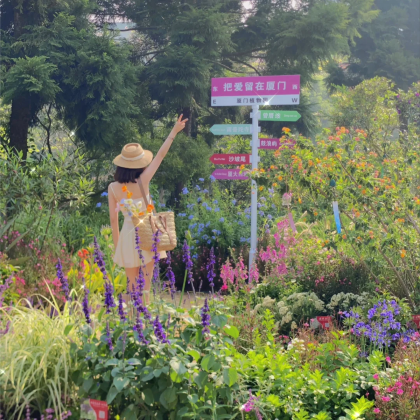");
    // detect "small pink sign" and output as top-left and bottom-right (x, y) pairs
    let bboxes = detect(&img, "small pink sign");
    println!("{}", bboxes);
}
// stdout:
(212, 169), (248, 180)
(413, 315), (420, 329)
(210, 154), (251, 165)
(81, 399), (109, 420)
(317, 316), (332, 329)
(211, 75), (300, 106)
(258, 138), (296, 150)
